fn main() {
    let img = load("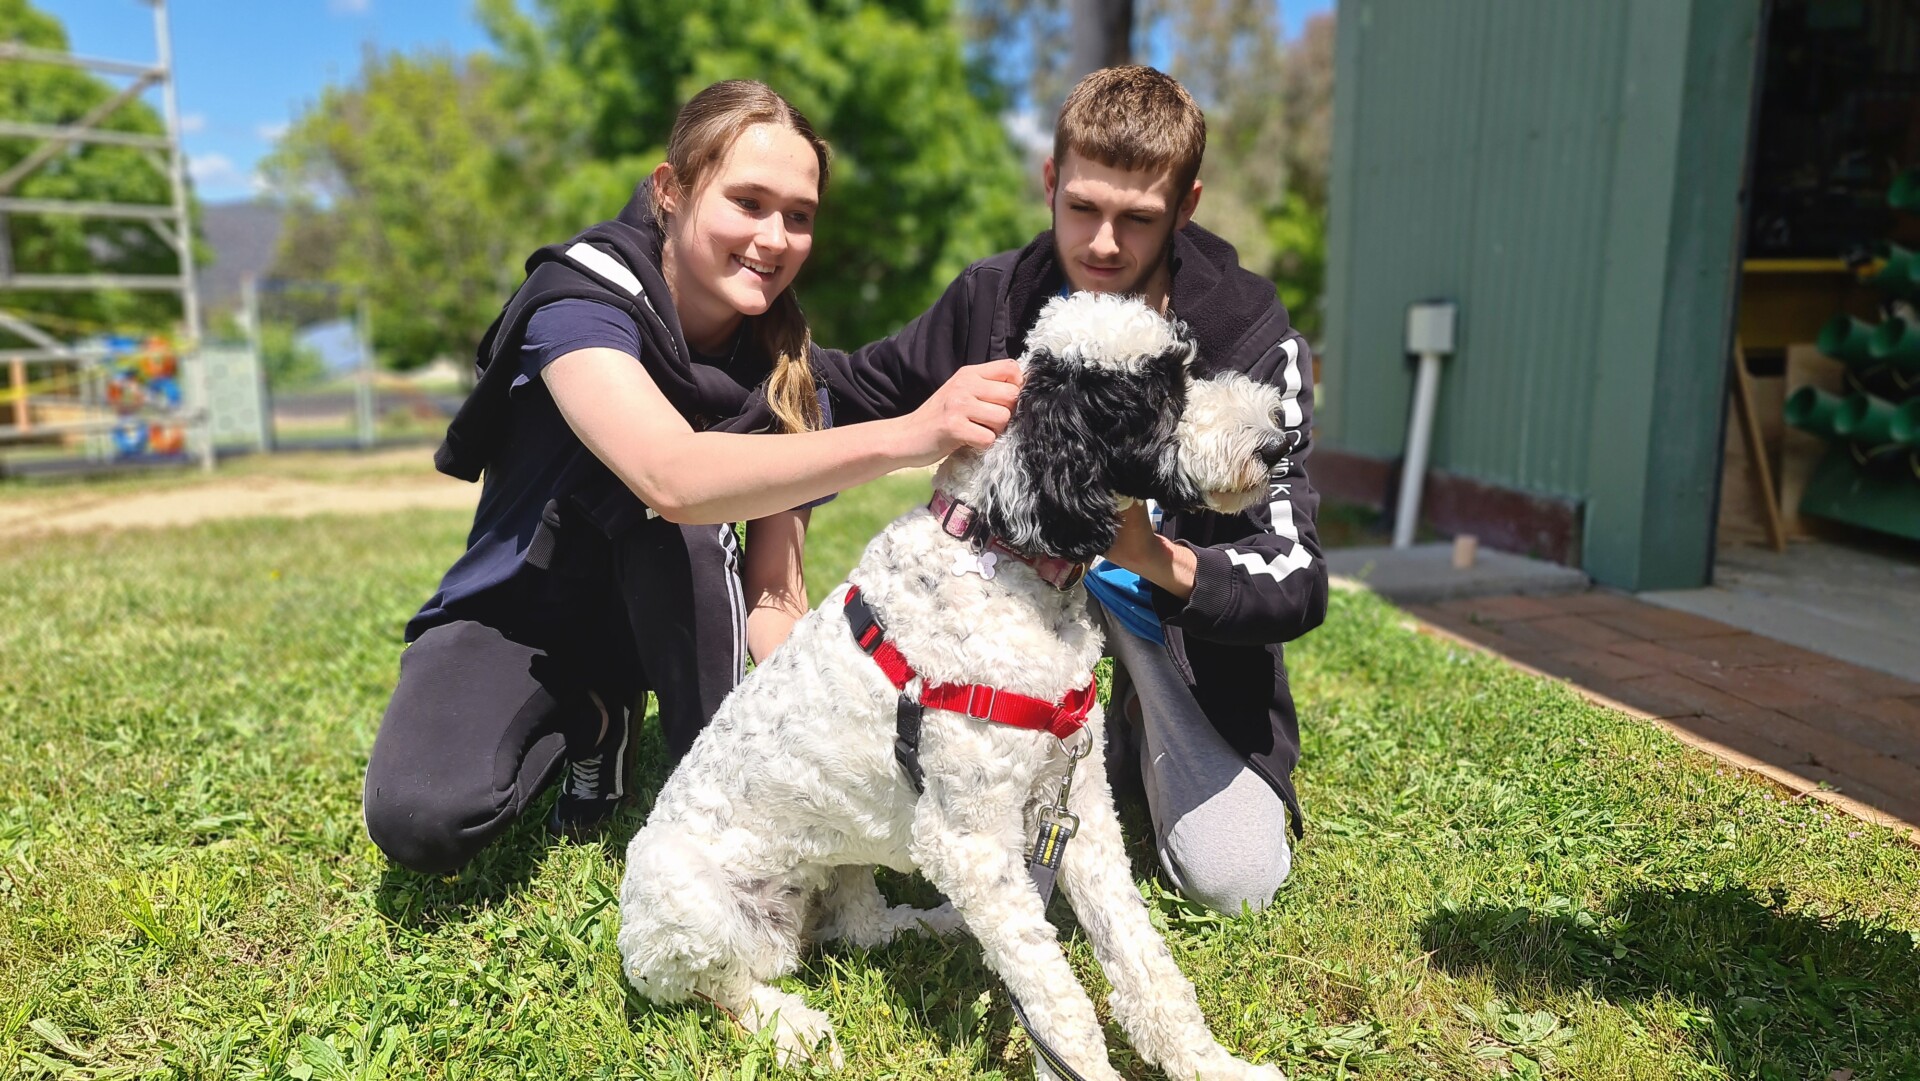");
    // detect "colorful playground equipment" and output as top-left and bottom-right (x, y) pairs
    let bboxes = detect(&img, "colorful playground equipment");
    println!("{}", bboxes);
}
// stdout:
(102, 336), (188, 459)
